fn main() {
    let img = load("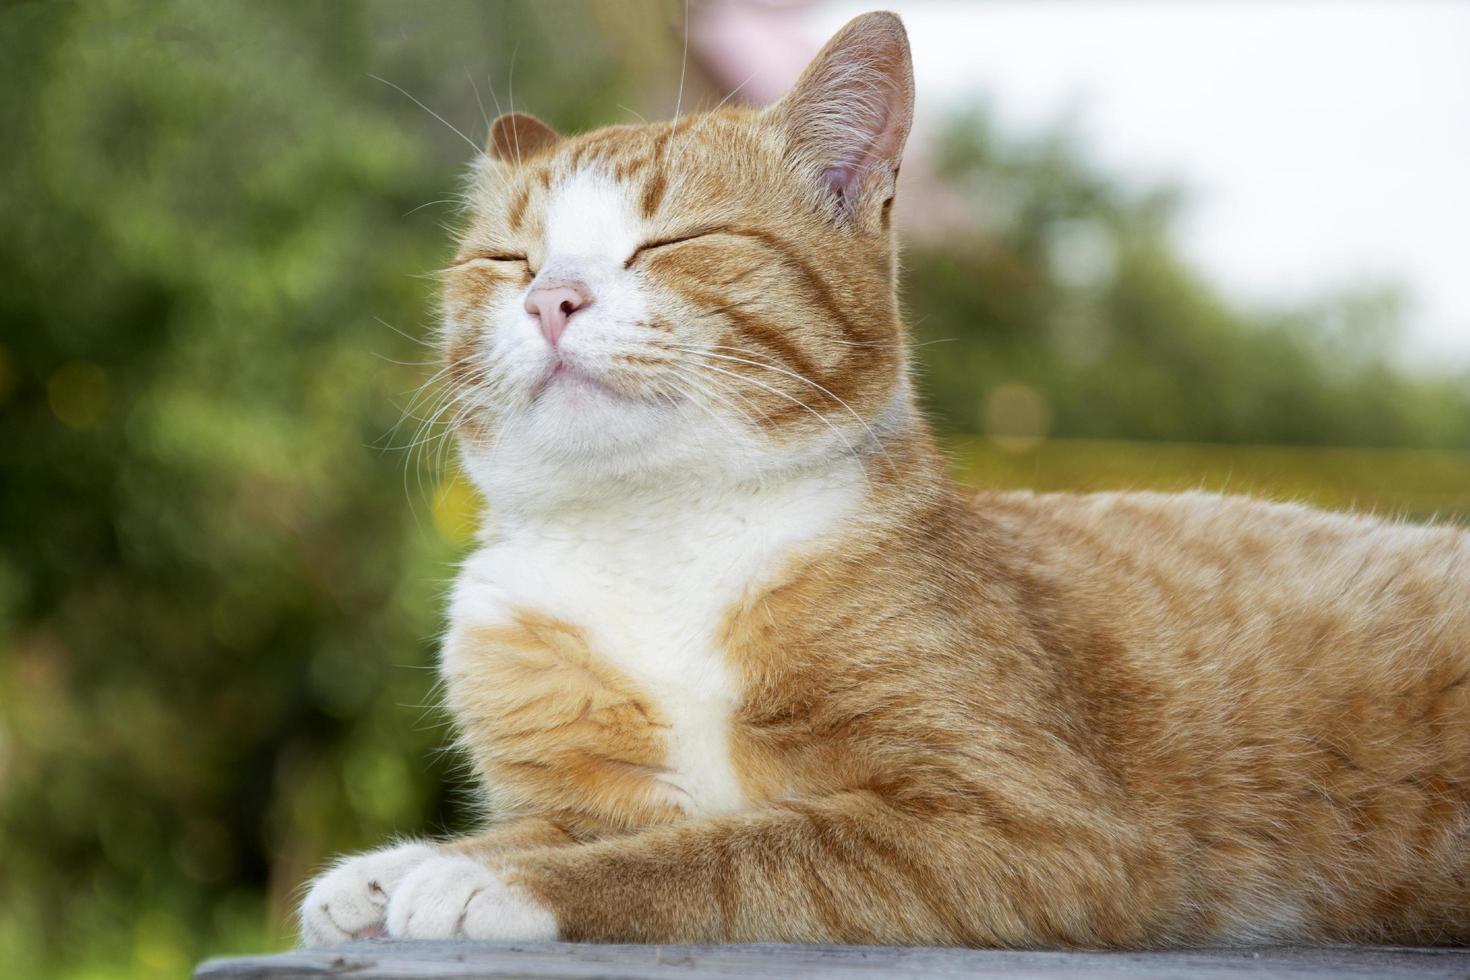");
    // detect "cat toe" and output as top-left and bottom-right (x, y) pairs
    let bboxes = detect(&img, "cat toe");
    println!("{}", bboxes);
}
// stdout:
(385, 854), (557, 941)
(299, 841), (436, 946)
